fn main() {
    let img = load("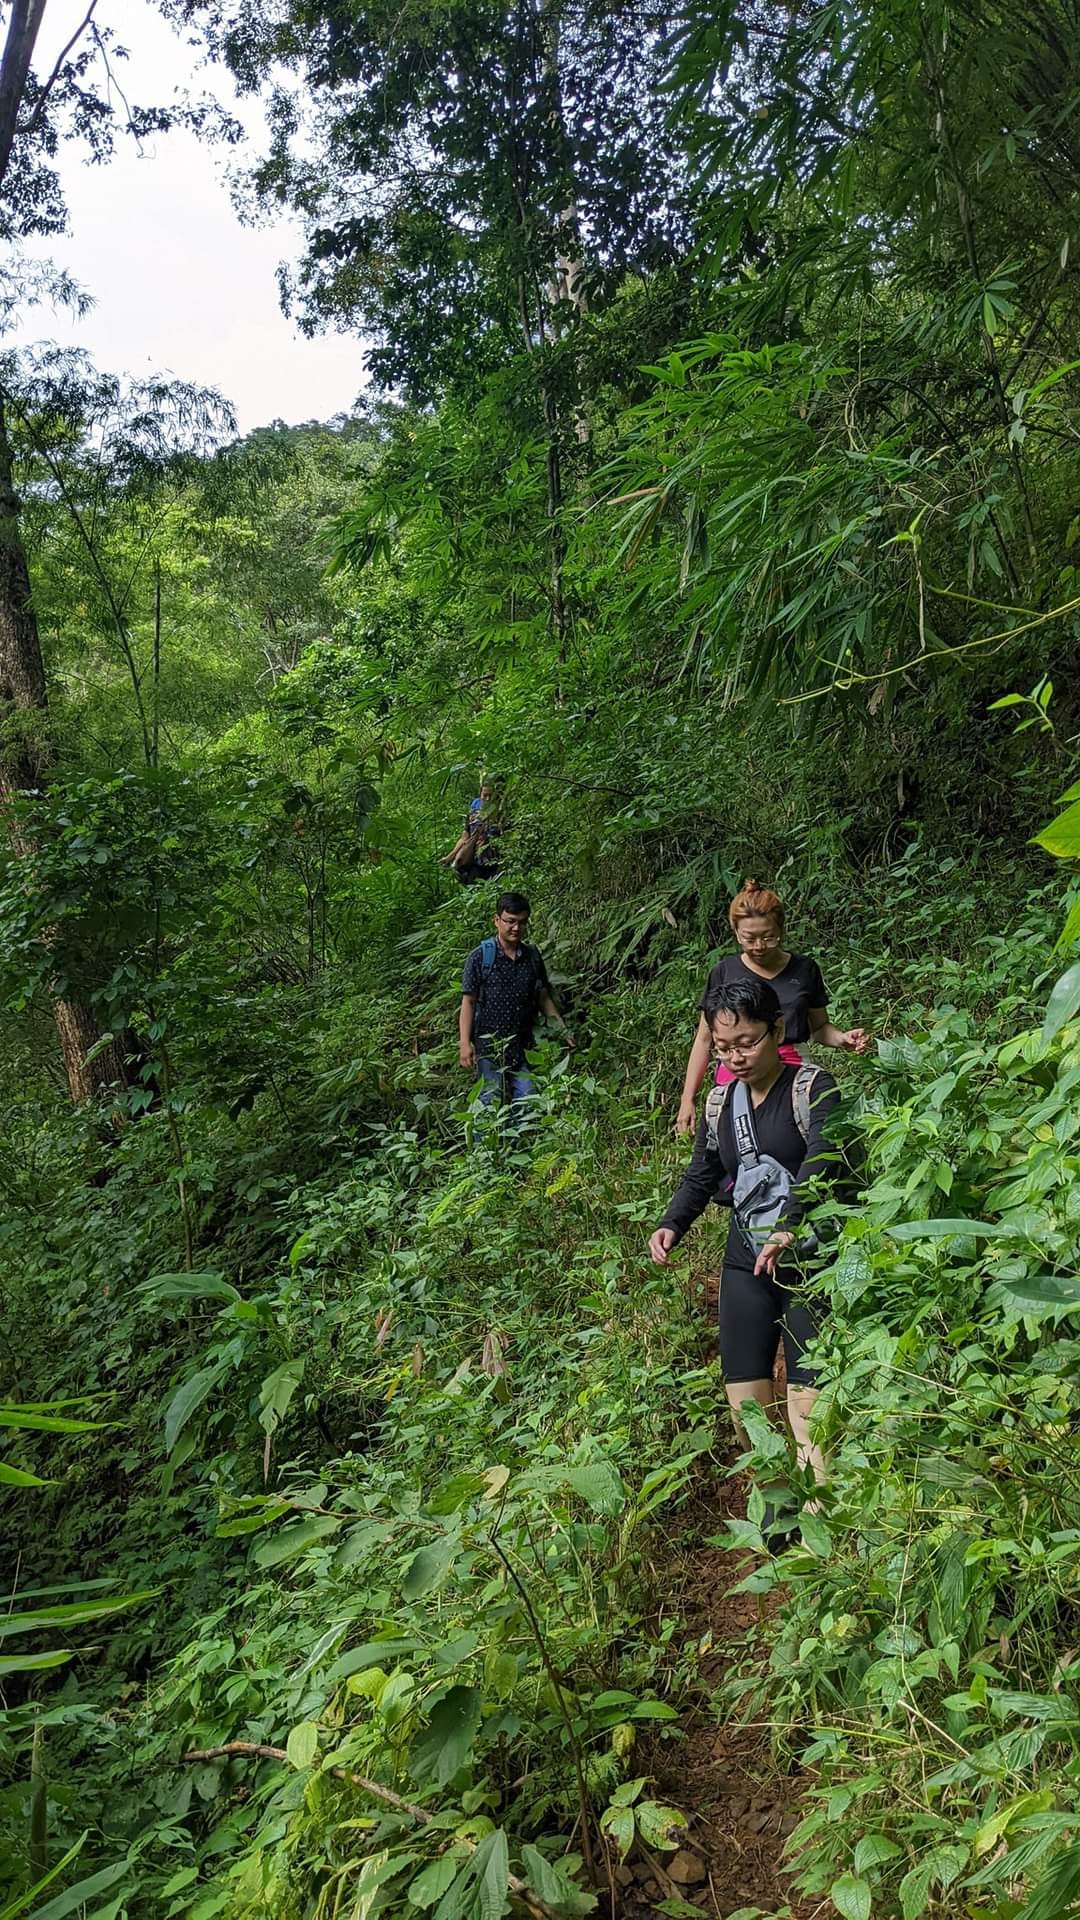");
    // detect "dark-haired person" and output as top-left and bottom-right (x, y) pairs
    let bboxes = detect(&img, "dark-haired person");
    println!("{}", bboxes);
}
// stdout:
(650, 976), (841, 1508)
(459, 893), (573, 1107)
(441, 779), (506, 885)
(676, 877), (869, 1136)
